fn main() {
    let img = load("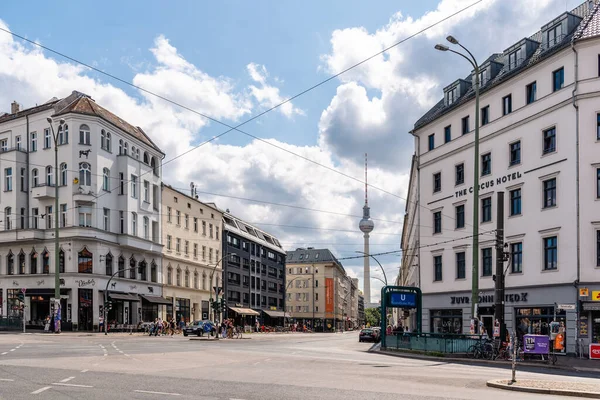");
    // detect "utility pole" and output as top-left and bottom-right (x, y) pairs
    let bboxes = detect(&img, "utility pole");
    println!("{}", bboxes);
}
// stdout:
(494, 191), (506, 341)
